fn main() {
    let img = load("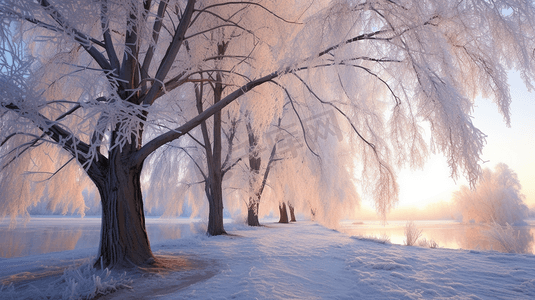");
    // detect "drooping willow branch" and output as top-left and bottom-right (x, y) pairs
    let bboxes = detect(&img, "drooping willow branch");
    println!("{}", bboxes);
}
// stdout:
(269, 79), (320, 158)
